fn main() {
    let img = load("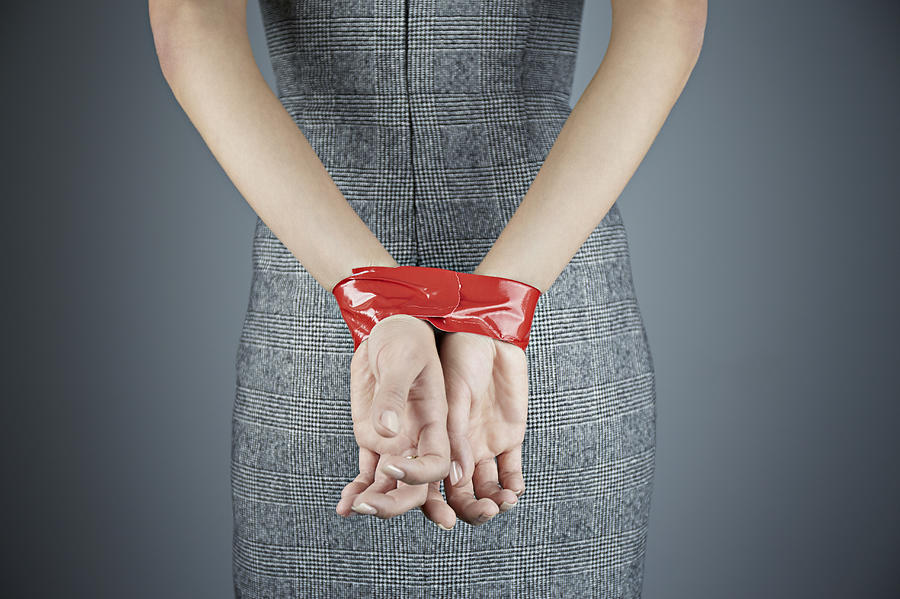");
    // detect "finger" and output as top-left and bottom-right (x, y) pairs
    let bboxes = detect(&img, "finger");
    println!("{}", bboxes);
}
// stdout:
(354, 480), (428, 519)
(420, 480), (456, 530)
(409, 357), (450, 465)
(380, 358), (450, 484)
(497, 445), (526, 499)
(445, 473), (498, 526)
(379, 424), (450, 485)
(336, 447), (378, 517)
(473, 457), (518, 511)
(379, 442), (448, 485)
(369, 340), (427, 439)
(364, 459), (400, 495)
(337, 475), (373, 517)
(444, 371), (474, 489)
(346, 453), (396, 516)
(350, 454), (408, 517)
